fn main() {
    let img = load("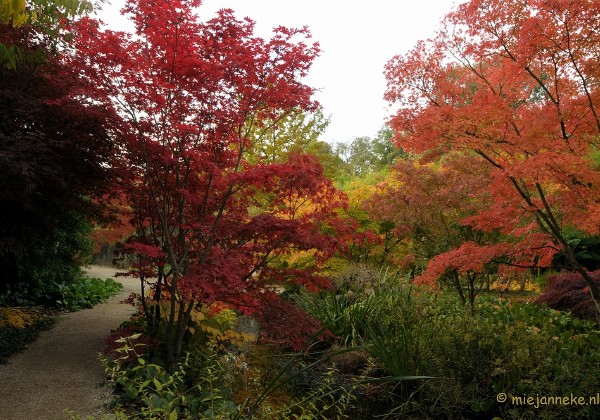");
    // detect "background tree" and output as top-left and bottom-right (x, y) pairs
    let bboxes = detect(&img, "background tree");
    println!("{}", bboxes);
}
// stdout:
(246, 109), (328, 163)
(335, 126), (404, 179)
(384, 0), (600, 312)
(0, 0), (93, 26)
(365, 153), (509, 308)
(0, 0), (94, 69)
(70, 0), (350, 365)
